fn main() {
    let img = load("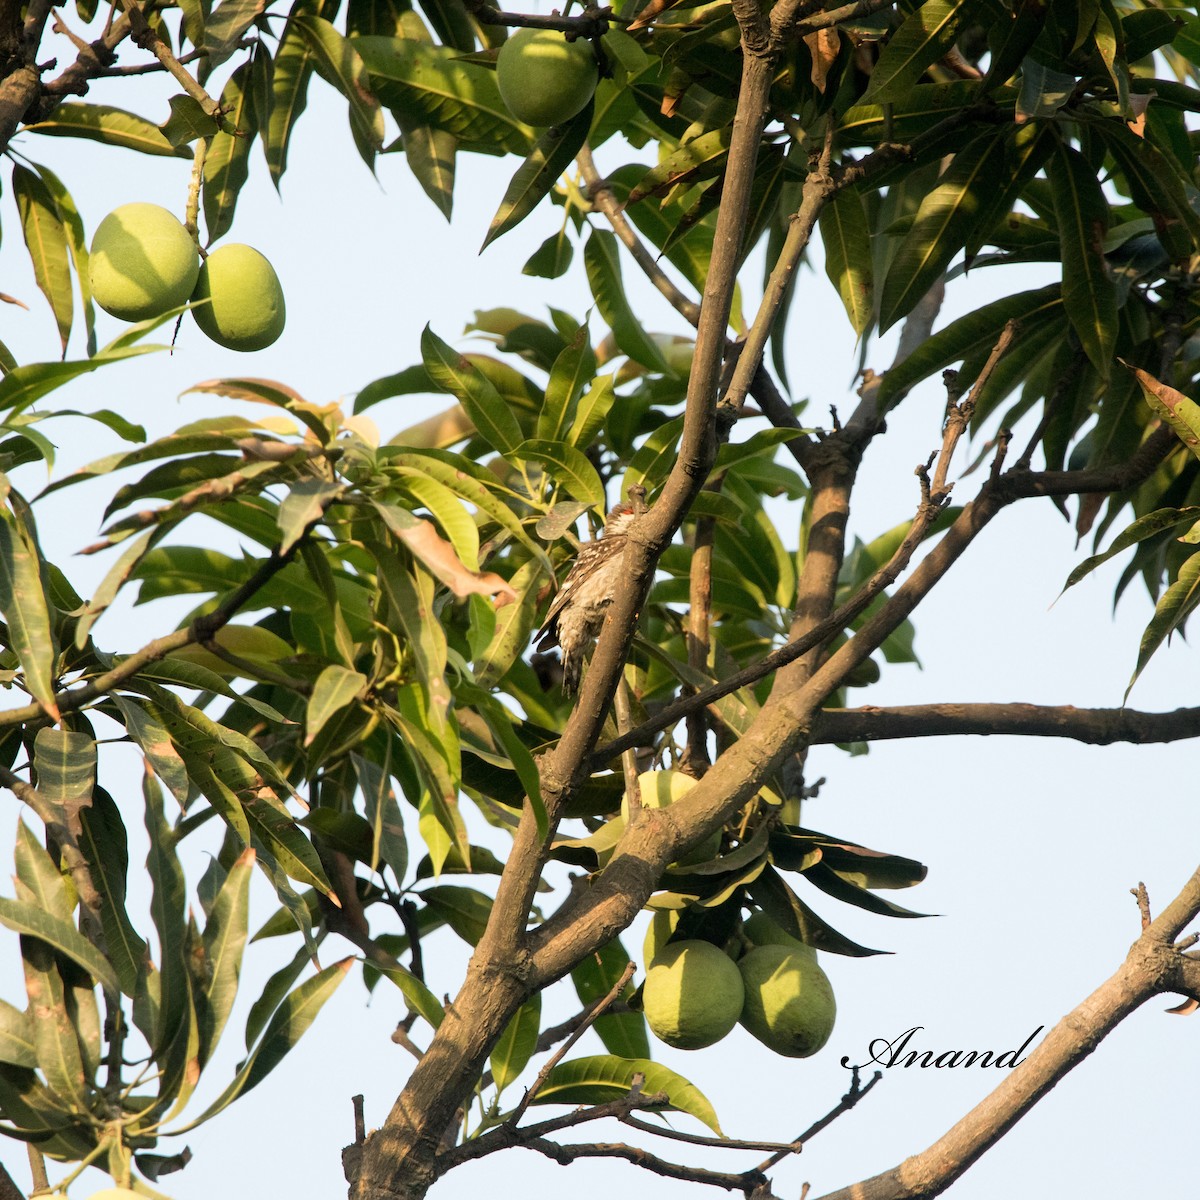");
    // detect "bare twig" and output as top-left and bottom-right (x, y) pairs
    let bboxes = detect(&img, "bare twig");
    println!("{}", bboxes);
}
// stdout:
(808, 702), (1200, 746)
(579, 147), (701, 327)
(758, 1066), (883, 1172)
(26, 1146), (48, 1195)
(613, 678), (643, 812)
(507, 961), (636, 1127)
(622, 1113), (802, 1156)
(120, 0), (224, 120)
